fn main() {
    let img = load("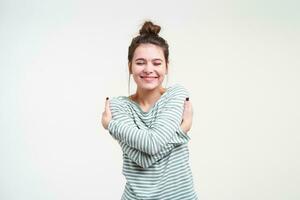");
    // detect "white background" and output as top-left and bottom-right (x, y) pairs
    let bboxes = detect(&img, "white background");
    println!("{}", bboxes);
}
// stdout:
(1, 0), (299, 199)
